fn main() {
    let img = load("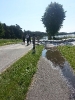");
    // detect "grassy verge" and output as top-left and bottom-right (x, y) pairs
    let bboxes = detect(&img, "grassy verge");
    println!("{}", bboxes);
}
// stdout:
(0, 39), (22, 46)
(0, 45), (43, 100)
(57, 45), (75, 70)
